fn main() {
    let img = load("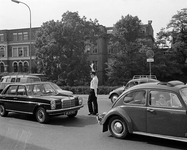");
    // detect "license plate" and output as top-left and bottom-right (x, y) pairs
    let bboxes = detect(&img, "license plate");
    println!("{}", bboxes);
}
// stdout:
(64, 111), (75, 115)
